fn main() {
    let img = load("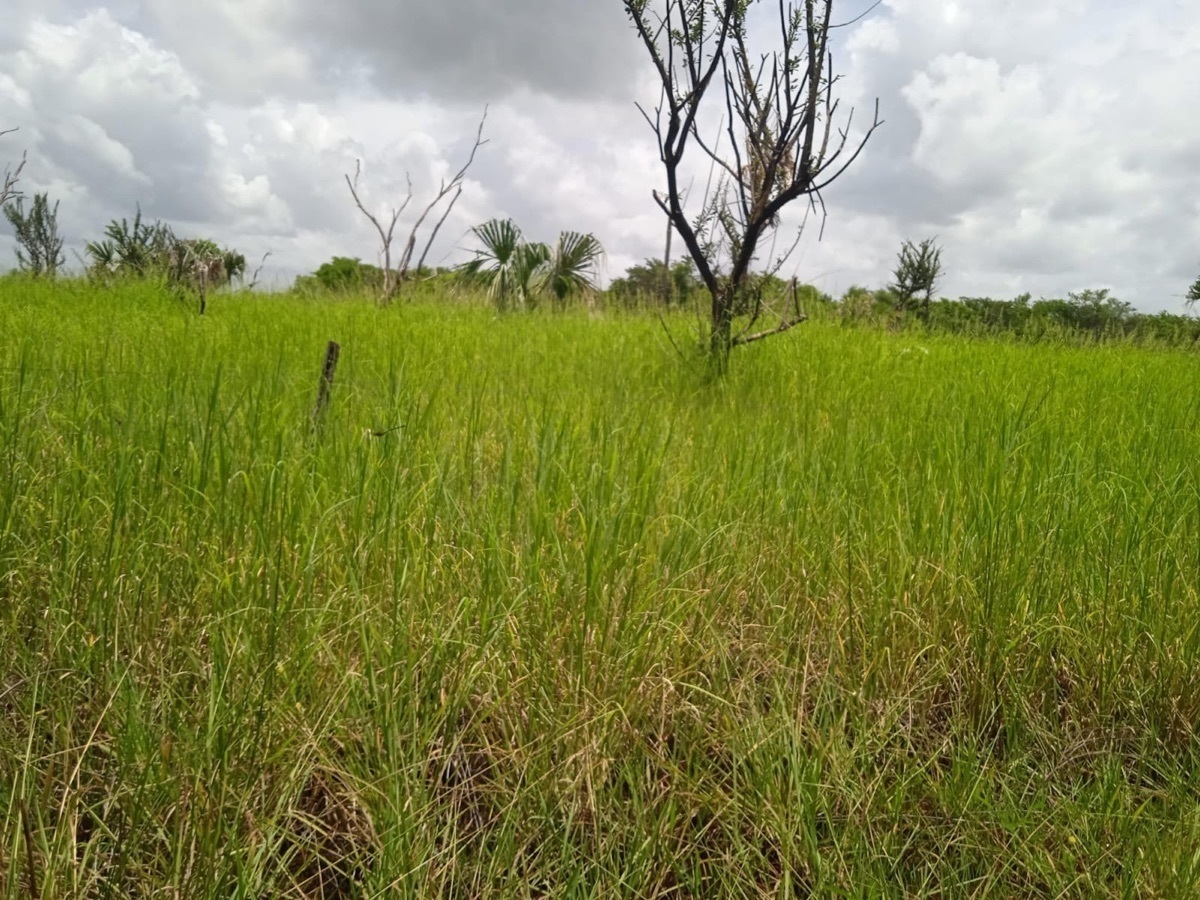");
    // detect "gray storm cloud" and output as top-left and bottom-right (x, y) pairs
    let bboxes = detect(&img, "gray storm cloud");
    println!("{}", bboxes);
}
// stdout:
(0, 0), (1198, 308)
